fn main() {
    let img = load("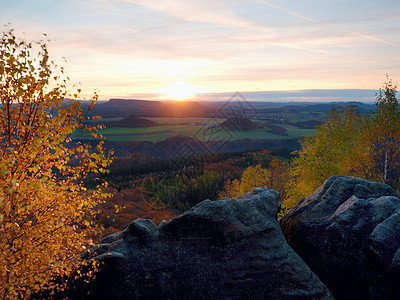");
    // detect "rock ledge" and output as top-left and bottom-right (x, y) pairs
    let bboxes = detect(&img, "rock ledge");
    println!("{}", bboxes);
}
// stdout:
(280, 176), (400, 299)
(76, 188), (332, 299)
